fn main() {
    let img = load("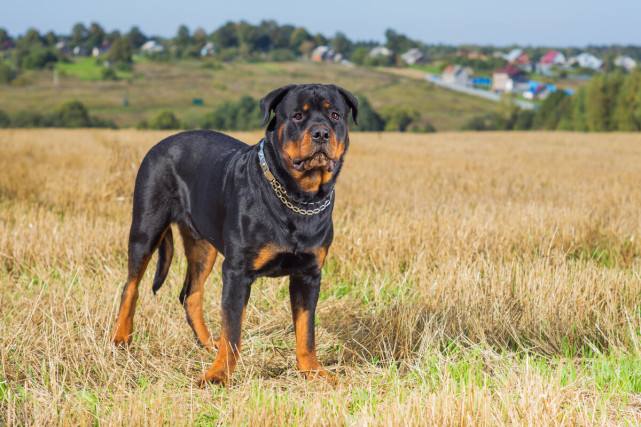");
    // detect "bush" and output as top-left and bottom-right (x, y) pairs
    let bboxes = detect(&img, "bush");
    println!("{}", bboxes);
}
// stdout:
(101, 67), (119, 81)
(201, 96), (262, 130)
(382, 107), (419, 132)
(461, 113), (506, 131)
(149, 111), (181, 129)
(0, 62), (16, 84)
(51, 101), (92, 127)
(355, 95), (385, 131)
(12, 111), (49, 127)
(0, 109), (10, 127)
